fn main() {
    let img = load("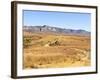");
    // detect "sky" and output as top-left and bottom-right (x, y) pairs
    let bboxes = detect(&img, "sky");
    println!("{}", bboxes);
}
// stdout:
(23, 10), (91, 31)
